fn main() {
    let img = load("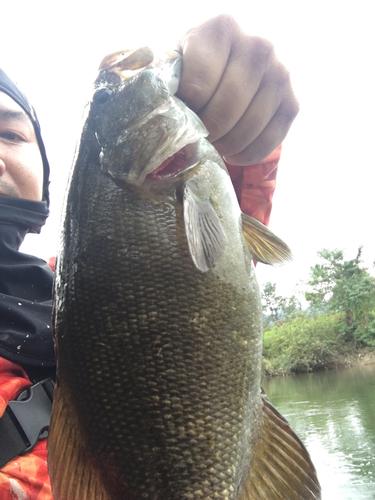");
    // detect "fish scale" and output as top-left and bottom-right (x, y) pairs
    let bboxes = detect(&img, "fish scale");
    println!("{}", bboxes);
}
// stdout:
(56, 186), (259, 499)
(48, 48), (321, 500)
